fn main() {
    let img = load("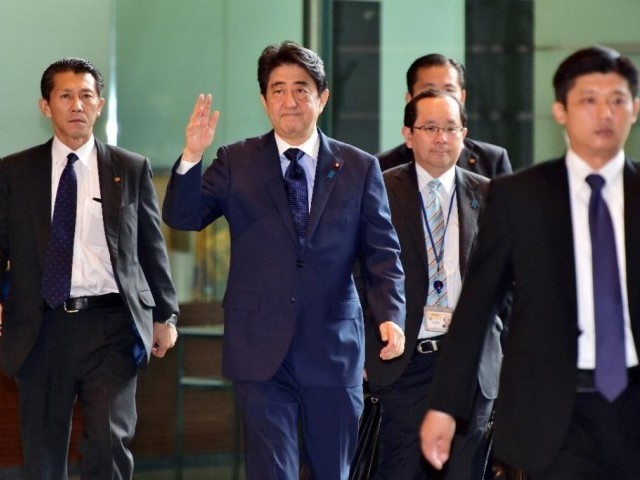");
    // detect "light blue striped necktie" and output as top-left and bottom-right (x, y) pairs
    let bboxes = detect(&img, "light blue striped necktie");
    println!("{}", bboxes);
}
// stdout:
(425, 179), (447, 307)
